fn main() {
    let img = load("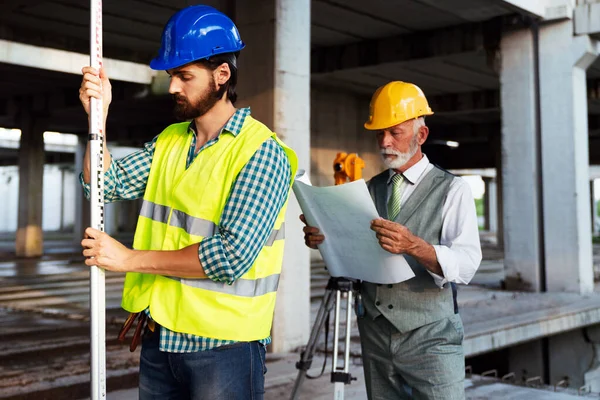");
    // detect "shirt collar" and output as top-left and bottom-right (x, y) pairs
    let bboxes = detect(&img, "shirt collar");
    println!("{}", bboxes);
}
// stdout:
(189, 107), (251, 137)
(387, 154), (430, 185)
